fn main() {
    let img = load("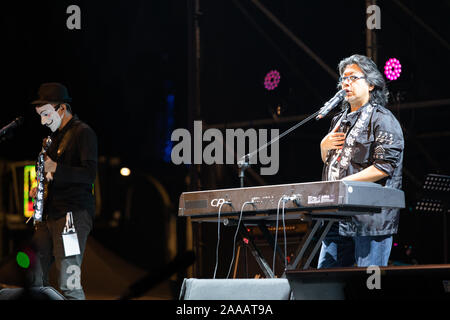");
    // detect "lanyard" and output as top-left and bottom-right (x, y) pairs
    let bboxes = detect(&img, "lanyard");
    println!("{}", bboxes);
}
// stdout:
(64, 212), (76, 233)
